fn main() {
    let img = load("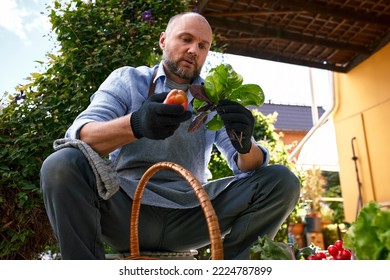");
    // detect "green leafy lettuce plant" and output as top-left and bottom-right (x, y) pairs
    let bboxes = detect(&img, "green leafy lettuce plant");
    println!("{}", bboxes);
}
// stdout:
(343, 201), (390, 259)
(189, 63), (265, 132)
(250, 234), (318, 260)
